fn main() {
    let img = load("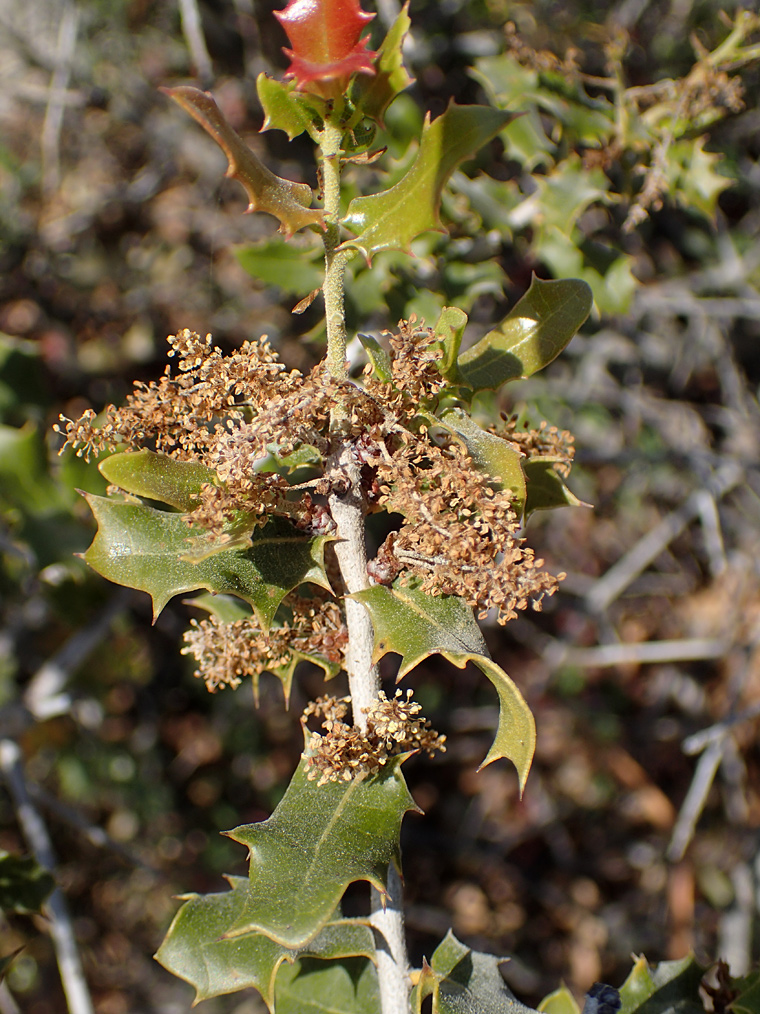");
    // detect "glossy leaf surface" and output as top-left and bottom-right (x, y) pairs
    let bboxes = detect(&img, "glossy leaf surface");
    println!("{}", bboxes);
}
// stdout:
(276, 956), (380, 1014)
(275, 0), (375, 94)
(412, 931), (534, 1014)
(163, 86), (324, 235)
(342, 104), (516, 259)
(98, 450), (216, 512)
(223, 756), (416, 948)
(352, 2), (412, 124)
(156, 875), (375, 1008)
(352, 585), (535, 790)
(82, 494), (330, 626)
(458, 277), (592, 390)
